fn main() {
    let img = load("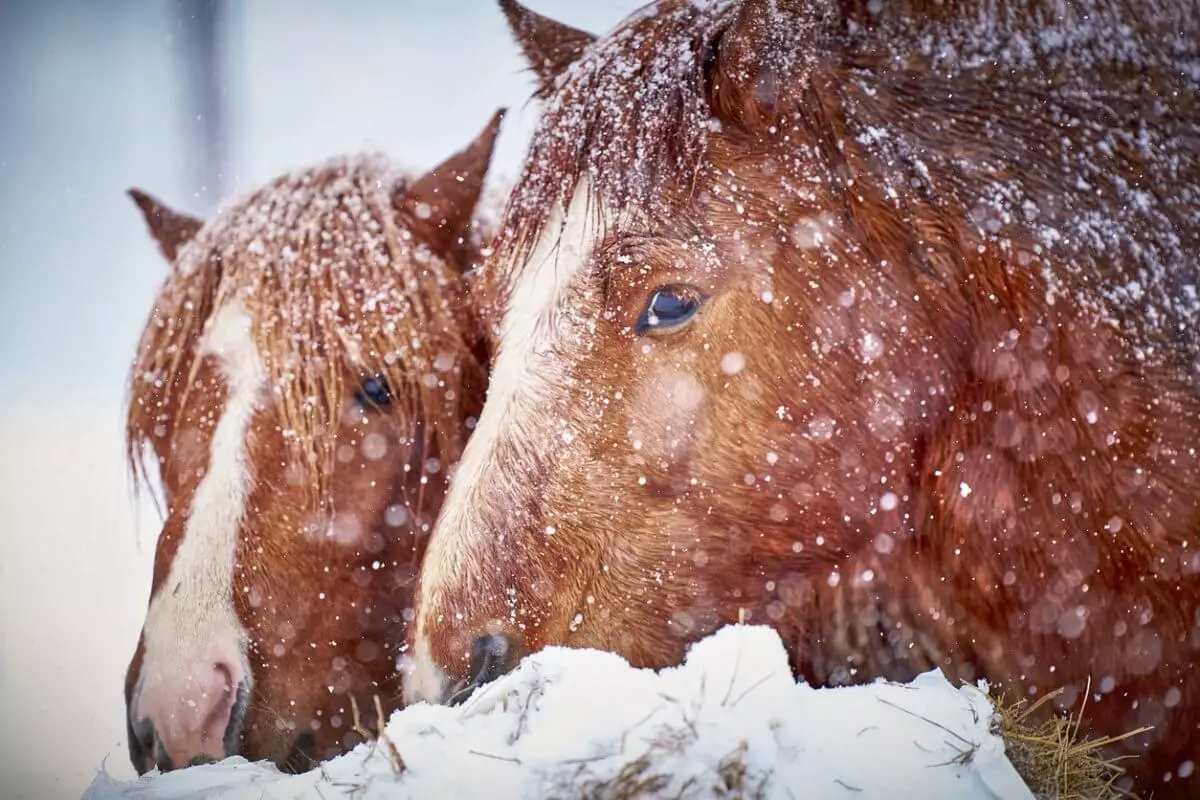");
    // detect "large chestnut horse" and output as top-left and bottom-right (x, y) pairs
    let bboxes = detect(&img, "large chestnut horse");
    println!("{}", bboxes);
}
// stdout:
(123, 111), (502, 773)
(409, 1), (1200, 794)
